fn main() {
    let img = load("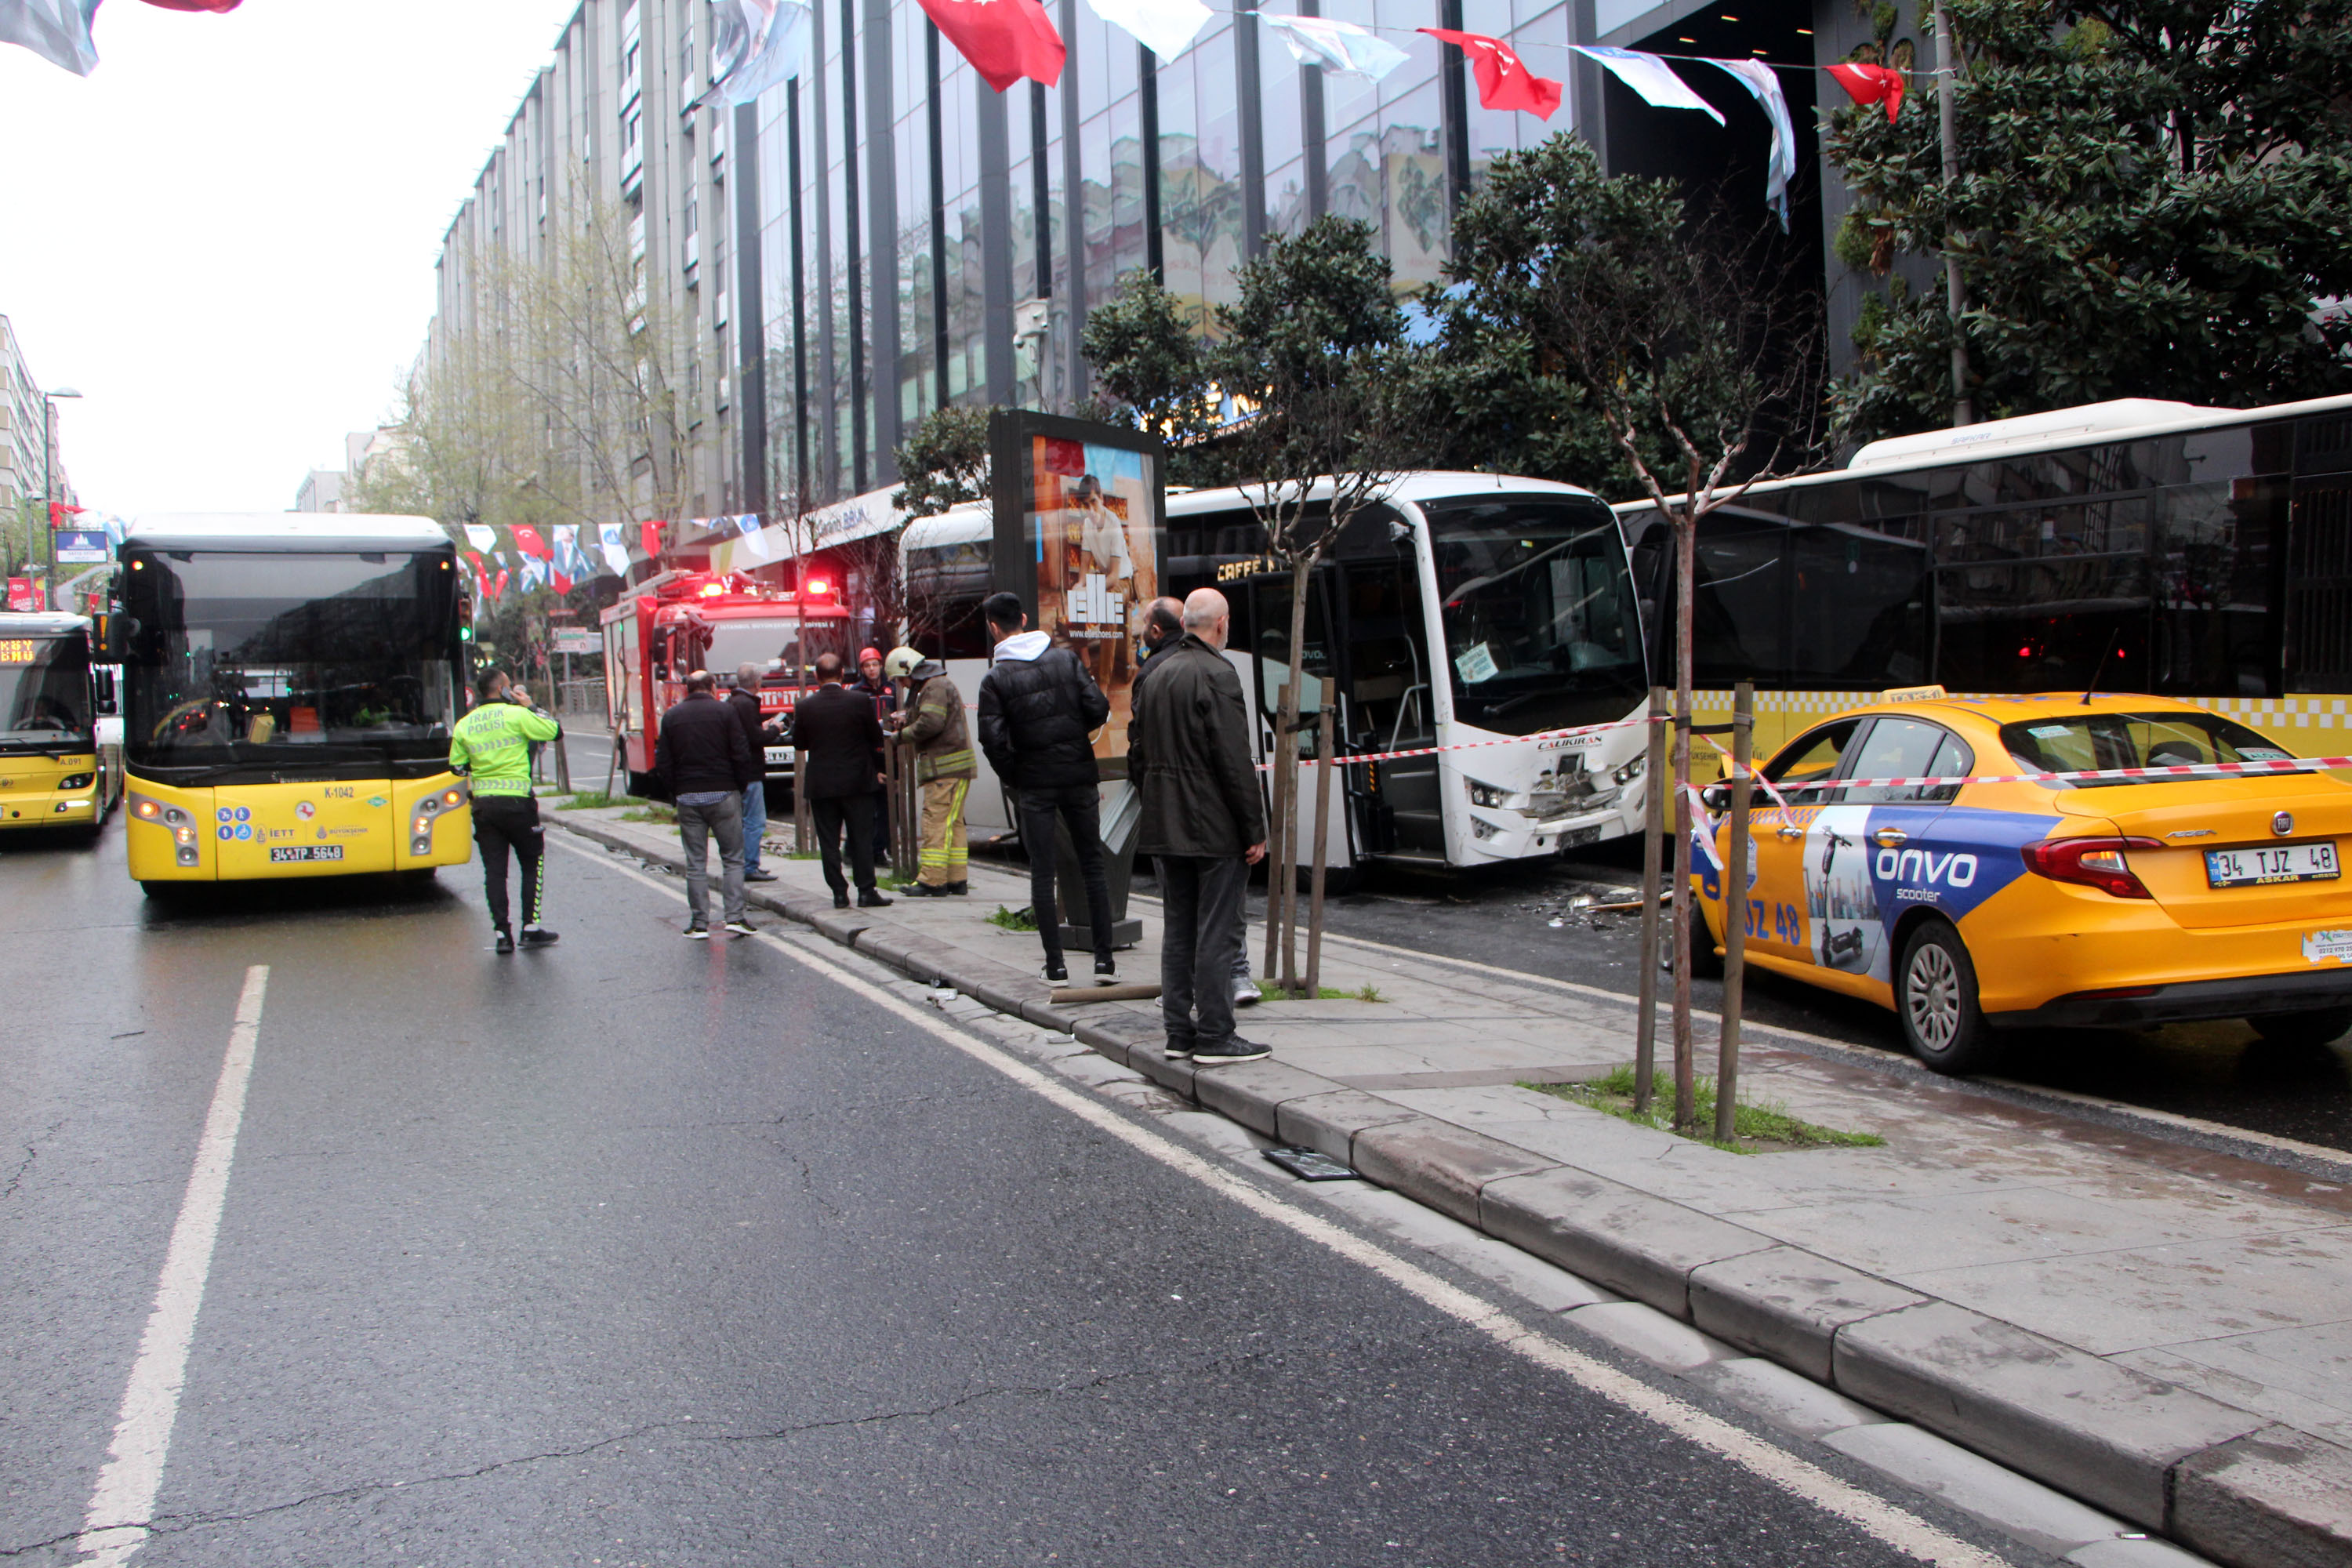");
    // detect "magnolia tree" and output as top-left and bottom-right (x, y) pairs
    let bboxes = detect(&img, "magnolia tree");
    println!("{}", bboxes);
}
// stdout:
(1446, 137), (1823, 1127)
